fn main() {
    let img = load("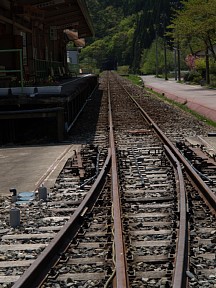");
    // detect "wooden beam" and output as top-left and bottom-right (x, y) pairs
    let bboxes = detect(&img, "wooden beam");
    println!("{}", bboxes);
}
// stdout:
(0, 15), (32, 33)
(45, 15), (82, 27)
(45, 4), (78, 17)
(45, 10), (80, 24)
(15, 0), (65, 5)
